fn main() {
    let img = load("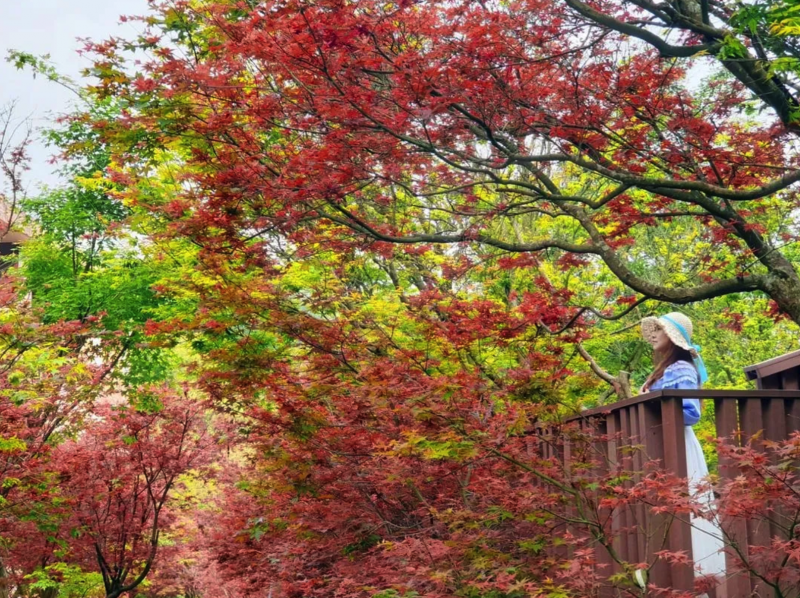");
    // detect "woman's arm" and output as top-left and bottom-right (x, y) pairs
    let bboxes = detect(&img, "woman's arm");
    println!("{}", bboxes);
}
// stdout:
(660, 363), (702, 426)
(681, 397), (701, 426)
